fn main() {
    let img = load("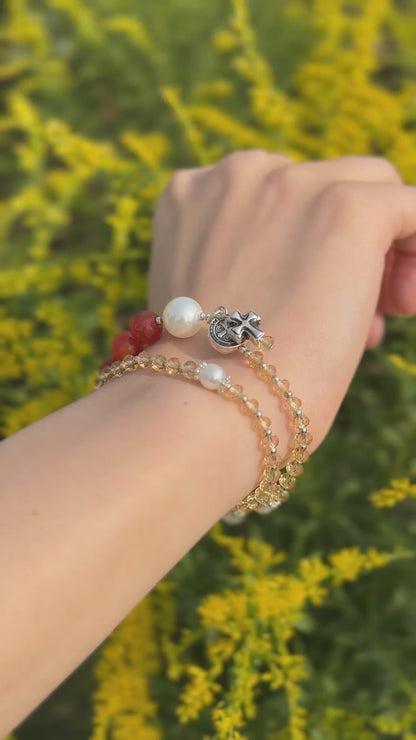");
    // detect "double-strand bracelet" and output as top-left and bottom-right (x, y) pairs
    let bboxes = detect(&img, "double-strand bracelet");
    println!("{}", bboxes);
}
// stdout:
(95, 296), (312, 524)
